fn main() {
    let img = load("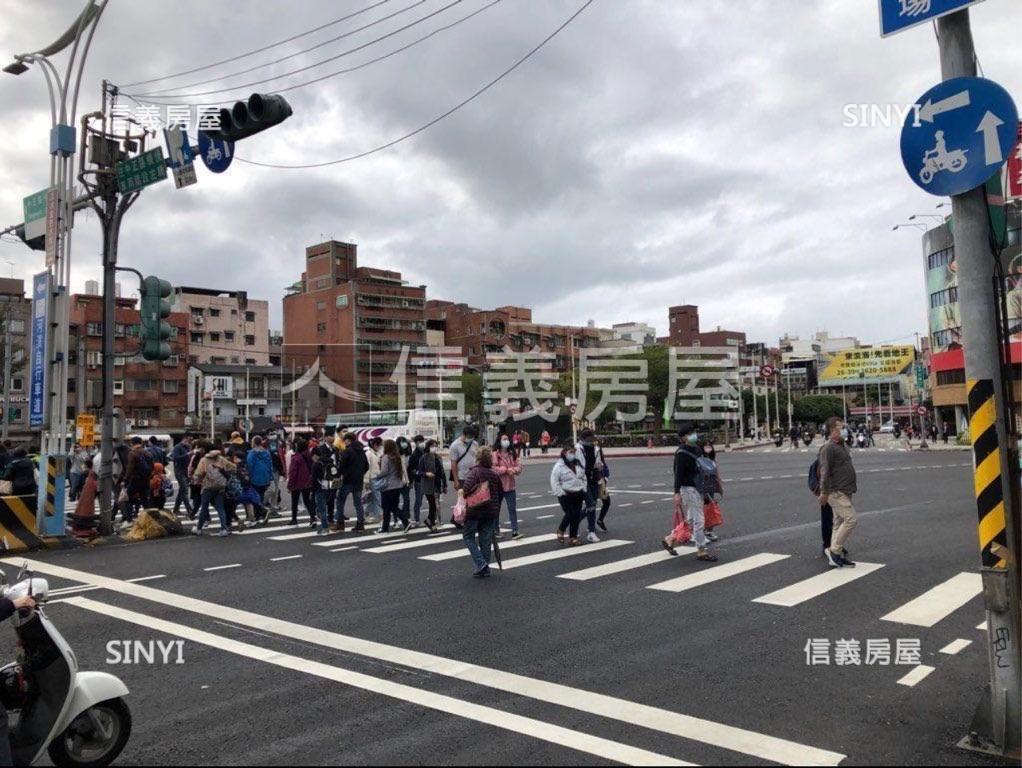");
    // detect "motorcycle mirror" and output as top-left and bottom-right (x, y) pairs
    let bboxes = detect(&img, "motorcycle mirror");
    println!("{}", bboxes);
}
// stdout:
(16, 562), (25, 582)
